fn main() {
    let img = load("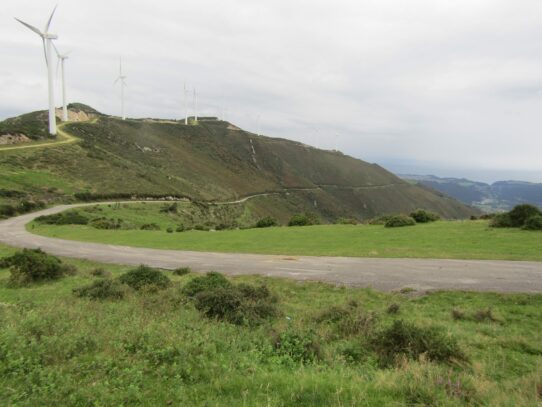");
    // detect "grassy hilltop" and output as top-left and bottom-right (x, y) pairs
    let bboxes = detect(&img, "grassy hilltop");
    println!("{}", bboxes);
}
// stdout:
(0, 104), (477, 222)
